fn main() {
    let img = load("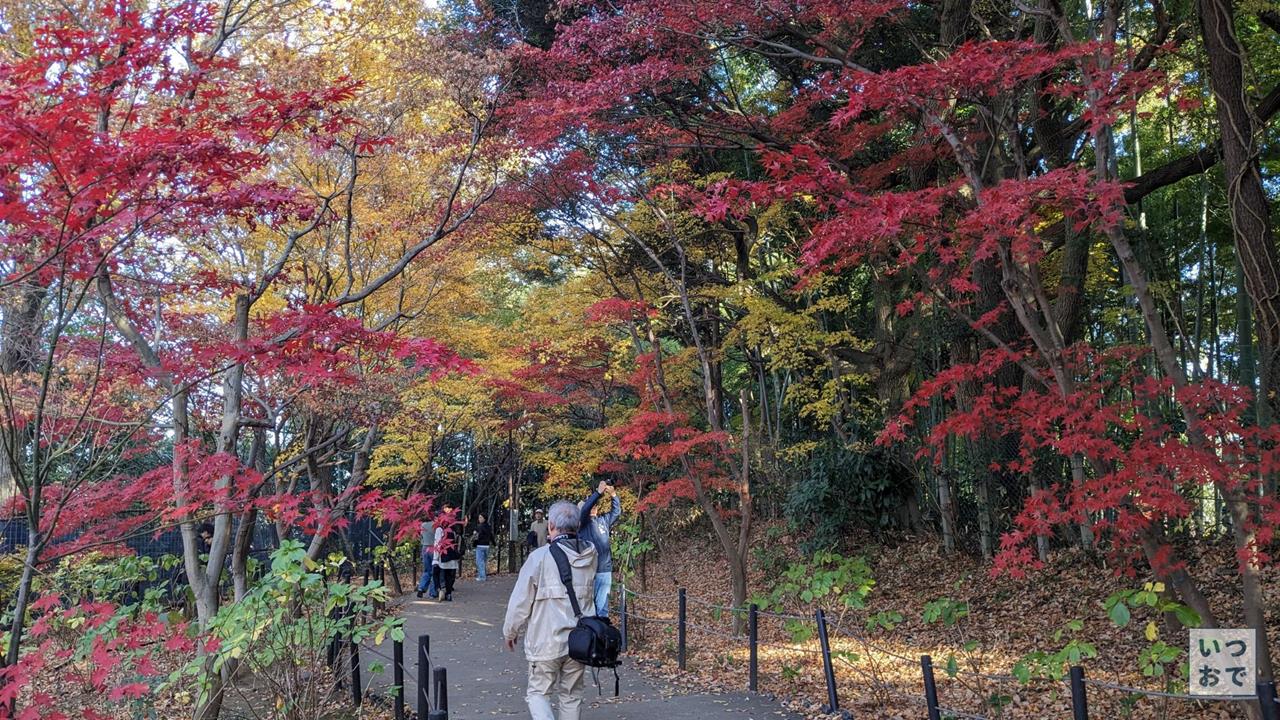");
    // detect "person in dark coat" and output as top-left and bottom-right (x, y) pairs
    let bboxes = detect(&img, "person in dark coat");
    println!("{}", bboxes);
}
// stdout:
(472, 513), (494, 581)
